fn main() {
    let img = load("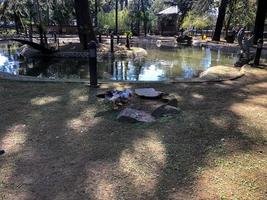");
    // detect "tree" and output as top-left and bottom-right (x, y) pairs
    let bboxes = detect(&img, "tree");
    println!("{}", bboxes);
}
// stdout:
(253, 0), (267, 44)
(74, 0), (96, 49)
(140, 0), (149, 36)
(115, 0), (118, 34)
(51, 0), (75, 33)
(212, 0), (229, 41)
(224, 0), (256, 38)
(174, 0), (194, 23)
